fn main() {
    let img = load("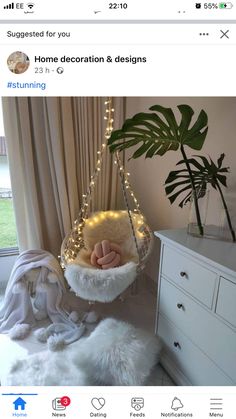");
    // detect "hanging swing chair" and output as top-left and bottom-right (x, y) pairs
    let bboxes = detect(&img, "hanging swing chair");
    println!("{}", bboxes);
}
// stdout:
(60, 98), (153, 303)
